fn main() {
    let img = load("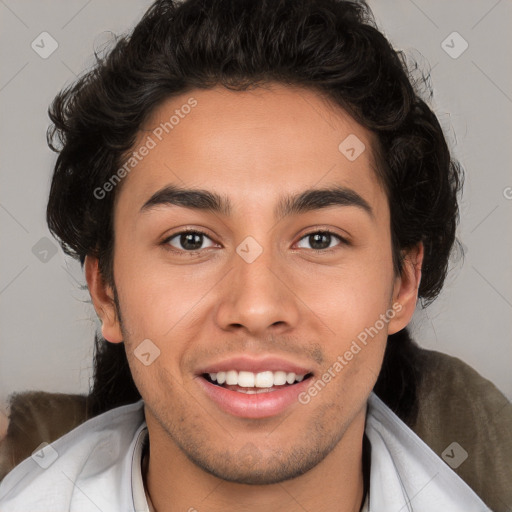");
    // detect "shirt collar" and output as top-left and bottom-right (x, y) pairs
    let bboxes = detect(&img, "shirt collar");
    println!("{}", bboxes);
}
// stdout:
(131, 423), (150, 512)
